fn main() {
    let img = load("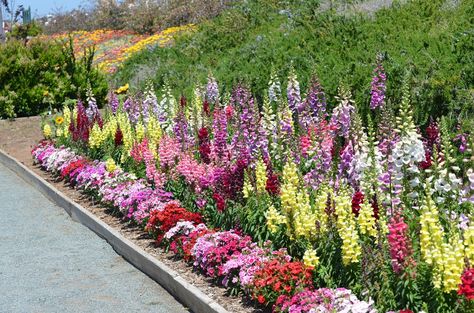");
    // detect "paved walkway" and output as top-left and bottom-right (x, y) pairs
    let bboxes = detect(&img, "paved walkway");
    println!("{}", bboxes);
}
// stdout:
(0, 162), (188, 313)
